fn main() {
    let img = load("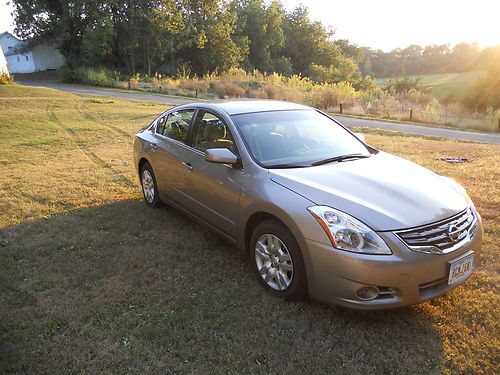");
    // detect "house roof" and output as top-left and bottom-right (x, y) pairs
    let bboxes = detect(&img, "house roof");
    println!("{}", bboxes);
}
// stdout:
(1, 32), (28, 56)
(0, 31), (21, 42)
